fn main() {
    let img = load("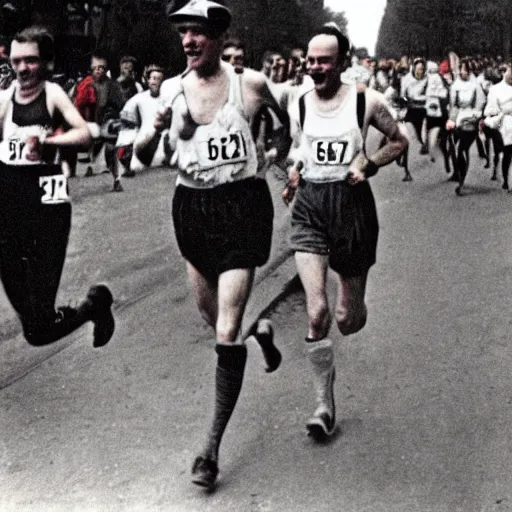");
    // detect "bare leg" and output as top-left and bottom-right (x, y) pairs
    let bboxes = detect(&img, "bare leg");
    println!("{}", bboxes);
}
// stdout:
(295, 252), (336, 439)
(191, 267), (254, 490)
(334, 271), (369, 336)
